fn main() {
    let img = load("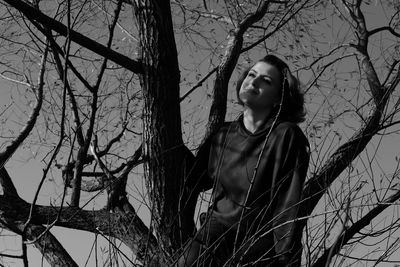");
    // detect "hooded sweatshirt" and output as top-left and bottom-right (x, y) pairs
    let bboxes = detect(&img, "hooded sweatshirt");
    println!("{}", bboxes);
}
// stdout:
(194, 115), (310, 266)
